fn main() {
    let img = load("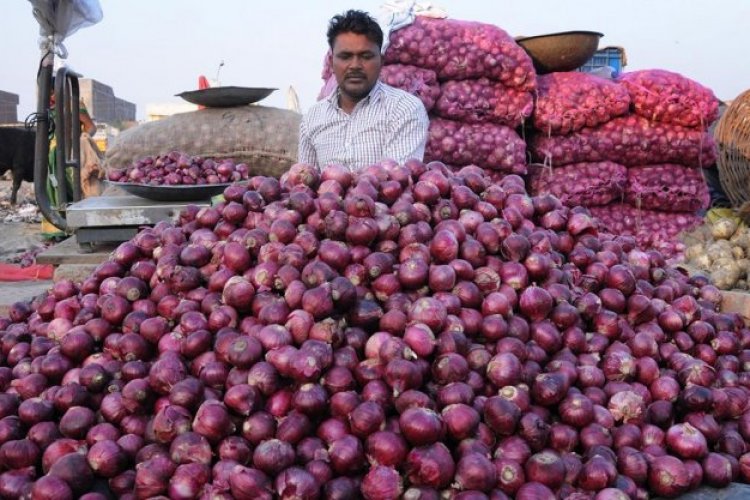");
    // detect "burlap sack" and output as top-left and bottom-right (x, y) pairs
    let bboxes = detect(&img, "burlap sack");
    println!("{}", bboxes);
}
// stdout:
(104, 106), (300, 179)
